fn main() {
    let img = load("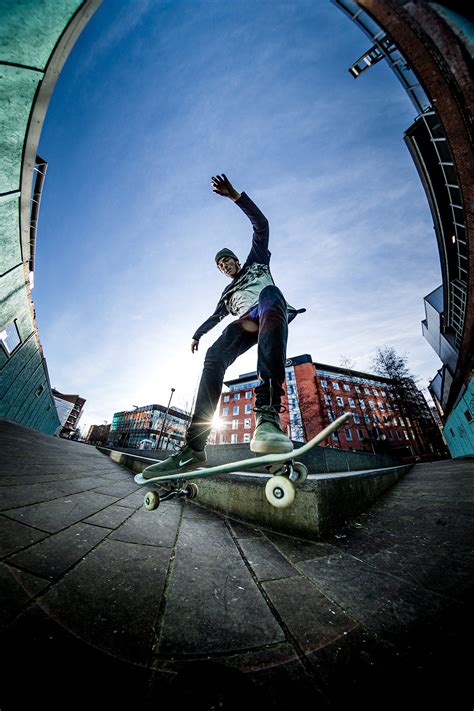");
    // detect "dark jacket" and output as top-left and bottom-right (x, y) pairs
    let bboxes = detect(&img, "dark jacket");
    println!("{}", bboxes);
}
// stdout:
(192, 192), (305, 341)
